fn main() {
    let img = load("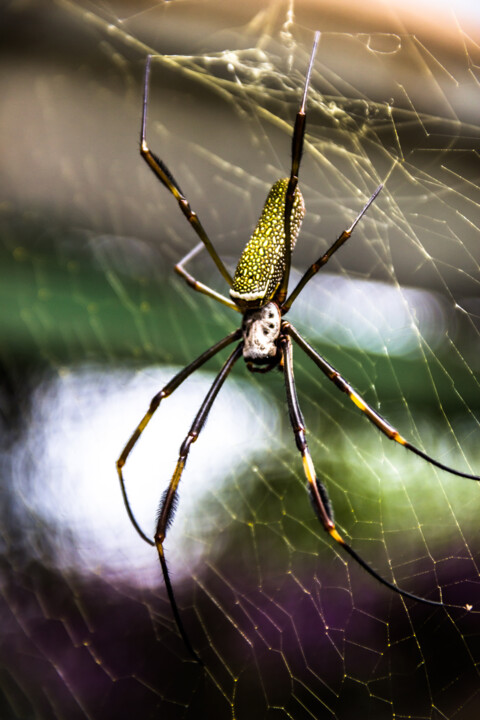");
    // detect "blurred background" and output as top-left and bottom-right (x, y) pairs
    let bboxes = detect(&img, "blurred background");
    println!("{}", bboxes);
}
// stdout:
(1, 0), (480, 718)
